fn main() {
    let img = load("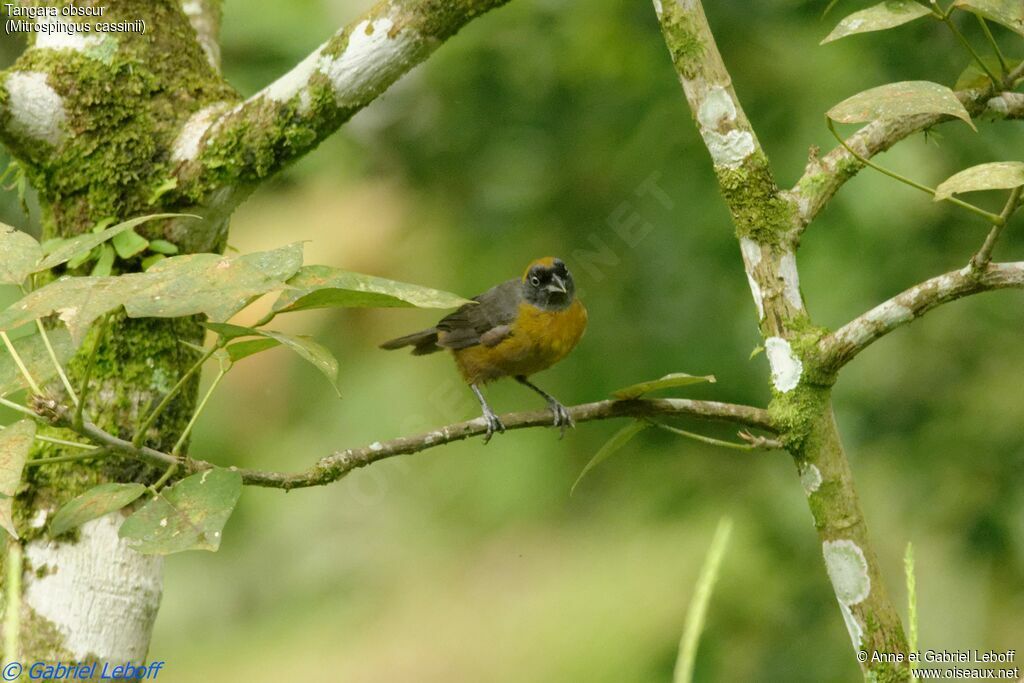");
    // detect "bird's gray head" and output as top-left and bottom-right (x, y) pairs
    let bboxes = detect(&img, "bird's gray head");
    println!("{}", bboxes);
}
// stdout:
(521, 257), (575, 310)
